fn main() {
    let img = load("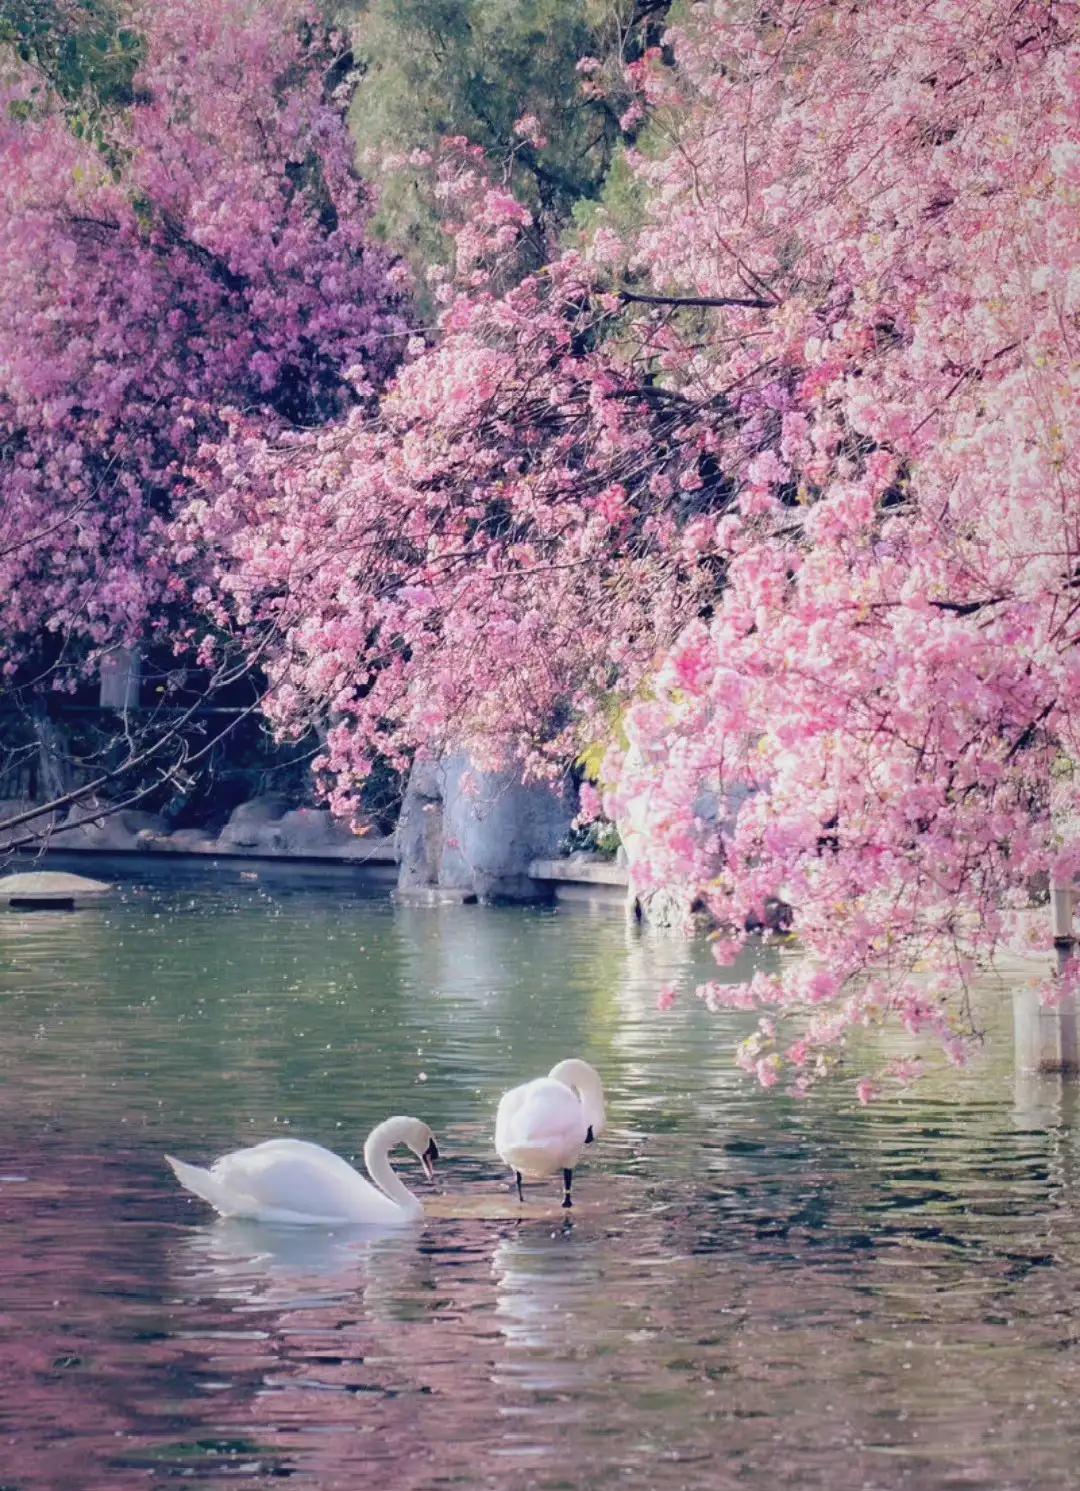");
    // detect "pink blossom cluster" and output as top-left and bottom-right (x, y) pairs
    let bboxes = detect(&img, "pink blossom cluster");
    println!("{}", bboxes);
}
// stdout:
(0, 0), (406, 676)
(188, 247), (704, 819)
(603, 0), (1080, 1088)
